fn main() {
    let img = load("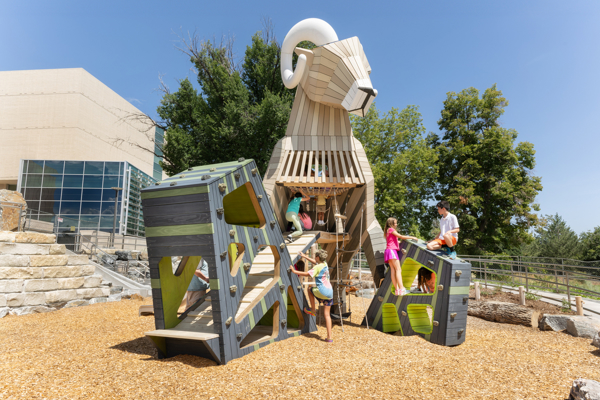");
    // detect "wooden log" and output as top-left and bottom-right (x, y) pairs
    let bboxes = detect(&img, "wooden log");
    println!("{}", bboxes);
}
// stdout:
(468, 301), (540, 328)
(576, 296), (584, 316)
(474, 282), (480, 301)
